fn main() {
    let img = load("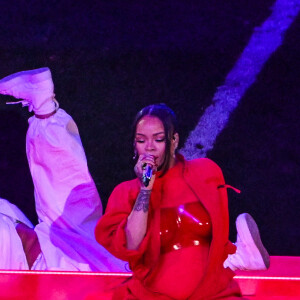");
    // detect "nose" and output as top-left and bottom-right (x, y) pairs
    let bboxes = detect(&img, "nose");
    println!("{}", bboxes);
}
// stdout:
(145, 139), (155, 151)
